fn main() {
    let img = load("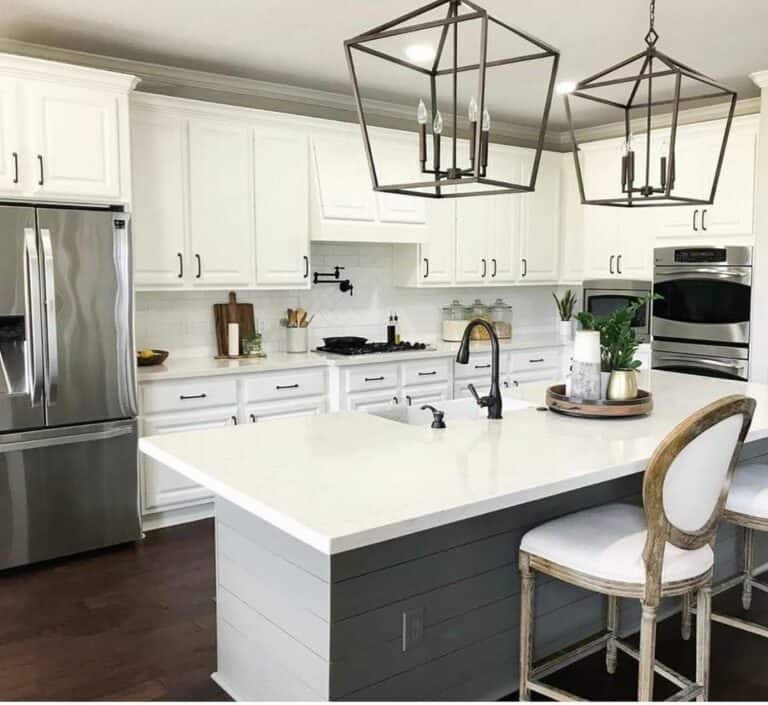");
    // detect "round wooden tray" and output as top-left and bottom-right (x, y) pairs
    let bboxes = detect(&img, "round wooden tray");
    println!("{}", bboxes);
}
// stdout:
(546, 384), (653, 419)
